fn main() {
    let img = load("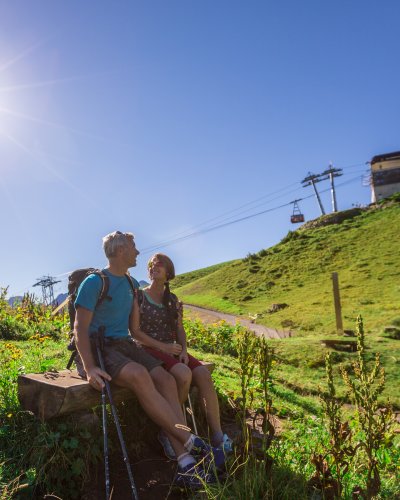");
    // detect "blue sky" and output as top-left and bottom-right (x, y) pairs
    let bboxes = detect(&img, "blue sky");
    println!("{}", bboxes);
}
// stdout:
(1, 1), (399, 298)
